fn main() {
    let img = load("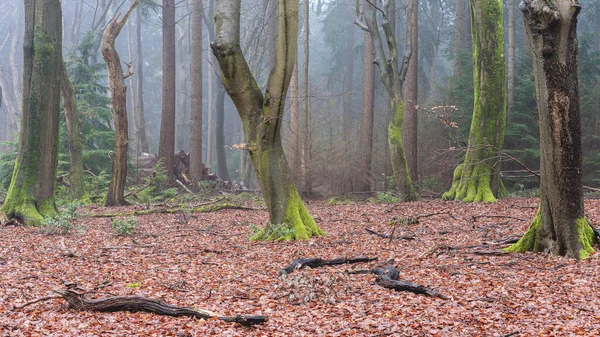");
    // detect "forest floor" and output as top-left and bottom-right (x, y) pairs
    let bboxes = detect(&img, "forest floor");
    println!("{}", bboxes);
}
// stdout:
(1, 196), (600, 336)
